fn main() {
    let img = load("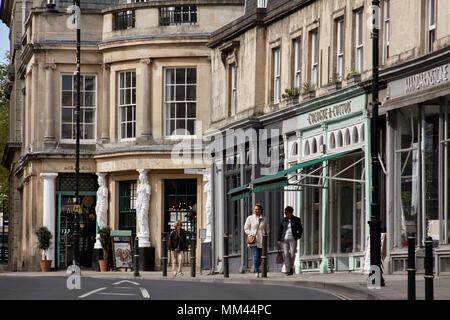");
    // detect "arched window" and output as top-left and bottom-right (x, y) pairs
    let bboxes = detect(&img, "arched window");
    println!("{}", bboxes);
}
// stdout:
(344, 128), (351, 146)
(336, 131), (343, 147)
(311, 138), (317, 154)
(360, 124), (365, 142)
(318, 136), (324, 152)
(328, 132), (336, 149)
(352, 126), (359, 144)
(291, 142), (298, 157)
(304, 140), (310, 156)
